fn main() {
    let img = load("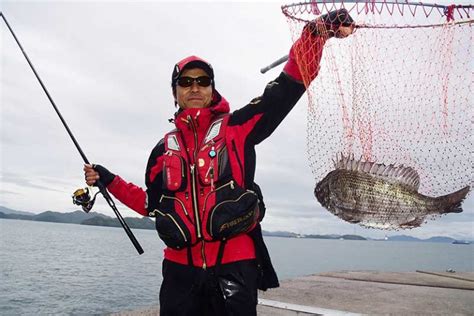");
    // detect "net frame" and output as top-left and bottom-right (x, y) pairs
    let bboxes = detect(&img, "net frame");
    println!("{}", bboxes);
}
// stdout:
(282, 0), (473, 27)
